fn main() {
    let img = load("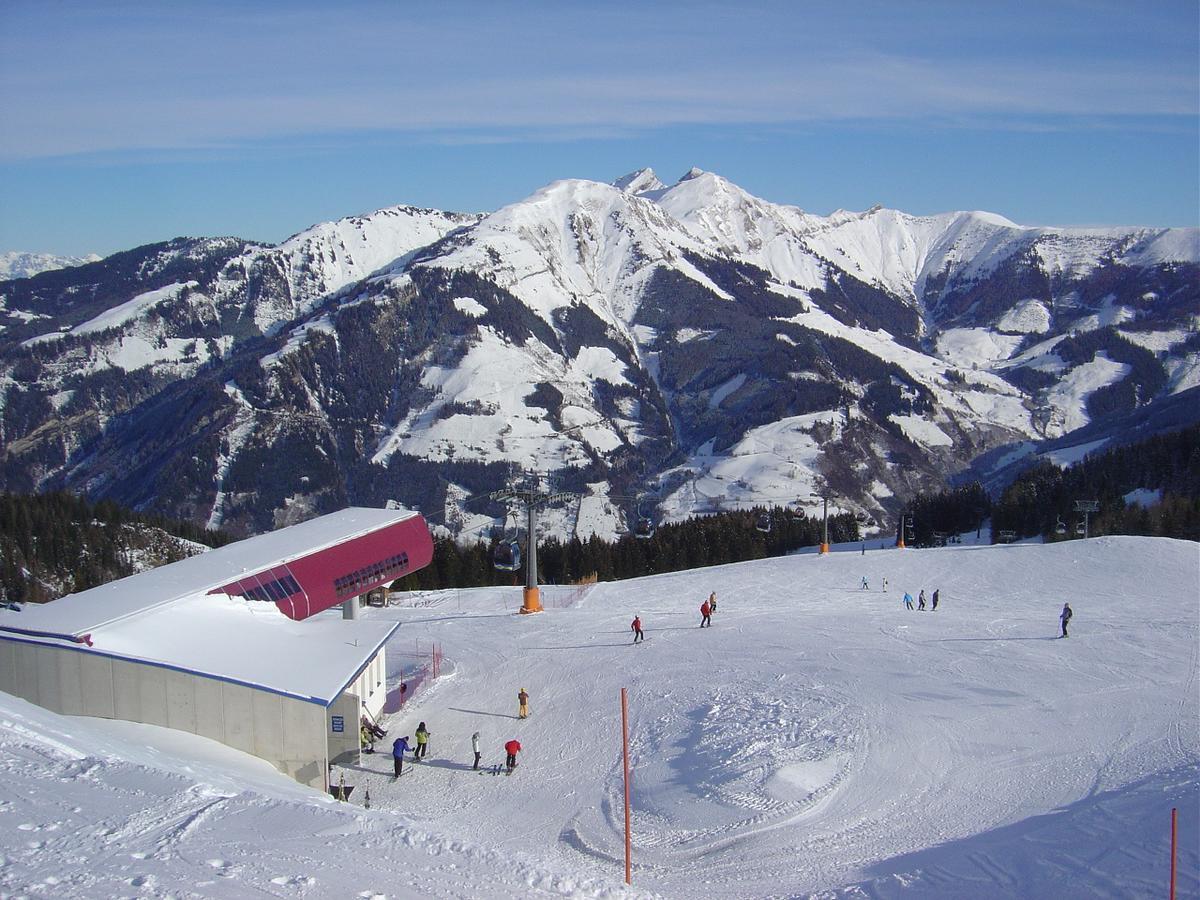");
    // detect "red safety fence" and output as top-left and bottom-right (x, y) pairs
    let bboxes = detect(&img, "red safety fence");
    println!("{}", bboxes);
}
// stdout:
(383, 639), (442, 714)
